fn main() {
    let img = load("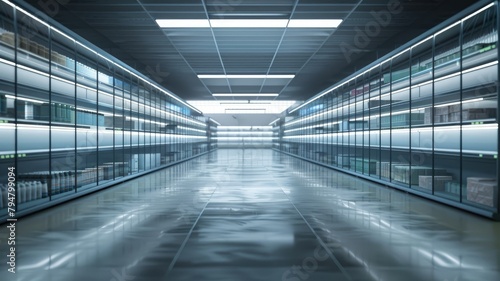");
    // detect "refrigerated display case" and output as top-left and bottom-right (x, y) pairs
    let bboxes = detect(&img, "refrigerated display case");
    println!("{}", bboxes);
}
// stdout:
(0, 0), (216, 219)
(276, 0), (499, 218)
(215, 126), (274, 148)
